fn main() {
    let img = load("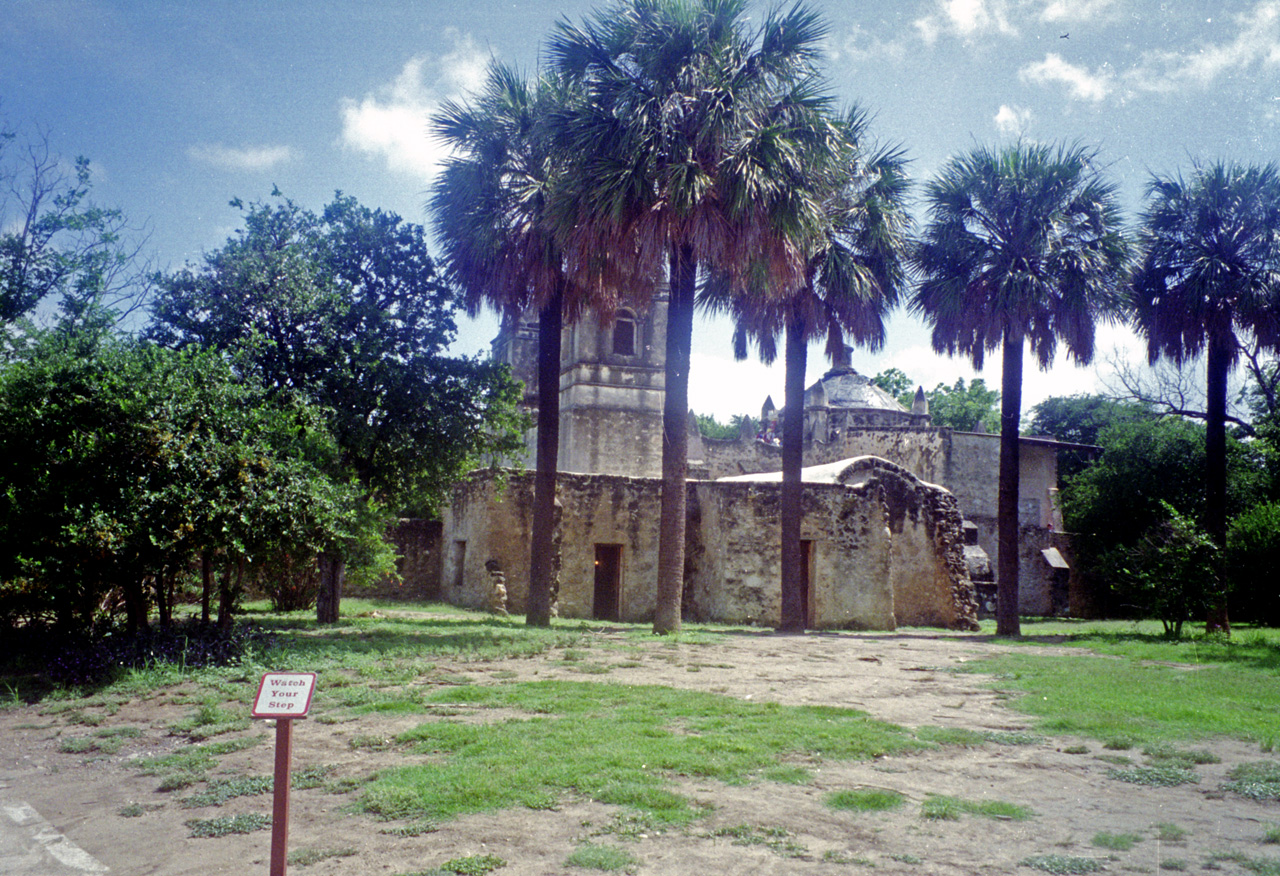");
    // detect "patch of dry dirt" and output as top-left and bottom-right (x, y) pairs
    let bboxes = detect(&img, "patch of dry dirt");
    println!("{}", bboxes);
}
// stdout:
(2, 621), (1277, 875)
